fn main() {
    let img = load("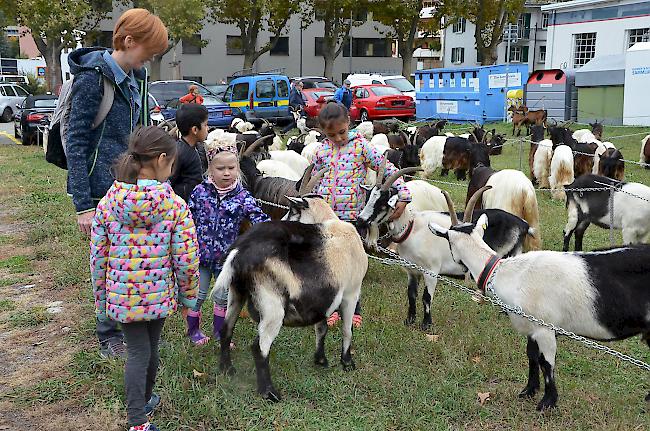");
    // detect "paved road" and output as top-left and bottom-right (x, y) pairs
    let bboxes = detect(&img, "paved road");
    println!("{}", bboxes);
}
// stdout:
(0, 122), (18, 145)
